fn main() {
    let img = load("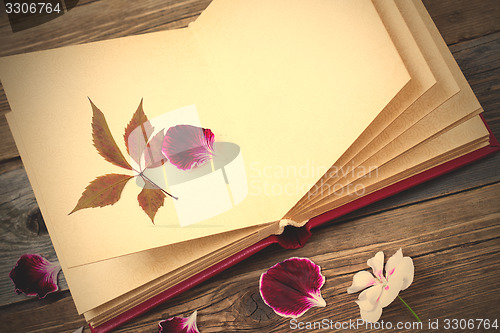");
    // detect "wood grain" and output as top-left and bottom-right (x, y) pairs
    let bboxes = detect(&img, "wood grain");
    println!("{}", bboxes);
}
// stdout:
(422, 0), (500, 45)
(0, 168), (68, 307)
(0, 1), (499, 332)
(0, 114), (17, 161)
